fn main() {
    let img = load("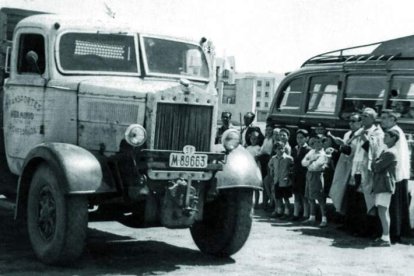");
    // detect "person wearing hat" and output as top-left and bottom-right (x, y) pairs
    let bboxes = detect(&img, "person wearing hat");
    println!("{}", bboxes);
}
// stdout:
(370, 129), (400, 247)
(241, 111), (263, 147)
(314, 122), (328, 136)
(215, 111), (234, 144)
(380, 110), (411, 244)
(350, 107), (384, 237)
